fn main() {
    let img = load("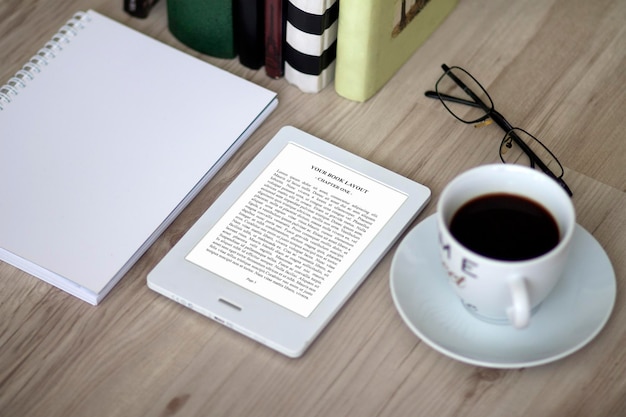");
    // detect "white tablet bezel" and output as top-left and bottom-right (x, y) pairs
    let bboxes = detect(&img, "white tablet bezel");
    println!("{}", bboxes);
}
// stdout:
(147, 126), (431, 357)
